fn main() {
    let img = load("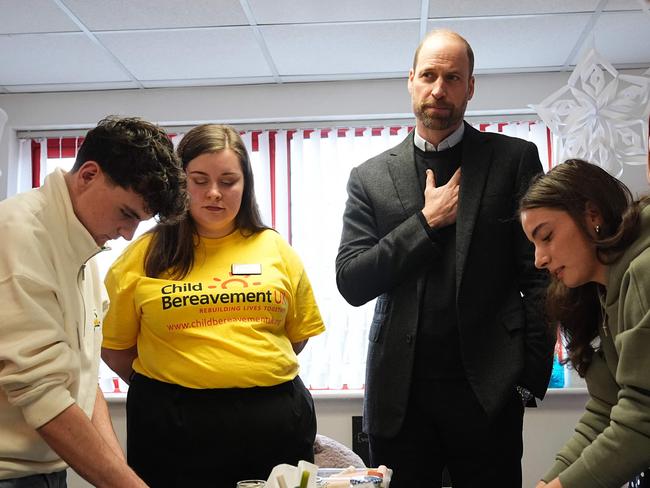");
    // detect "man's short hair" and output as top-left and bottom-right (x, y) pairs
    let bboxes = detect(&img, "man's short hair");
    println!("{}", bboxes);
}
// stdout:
(412, 29), (475, 77)
(73, 116), (187, 223)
